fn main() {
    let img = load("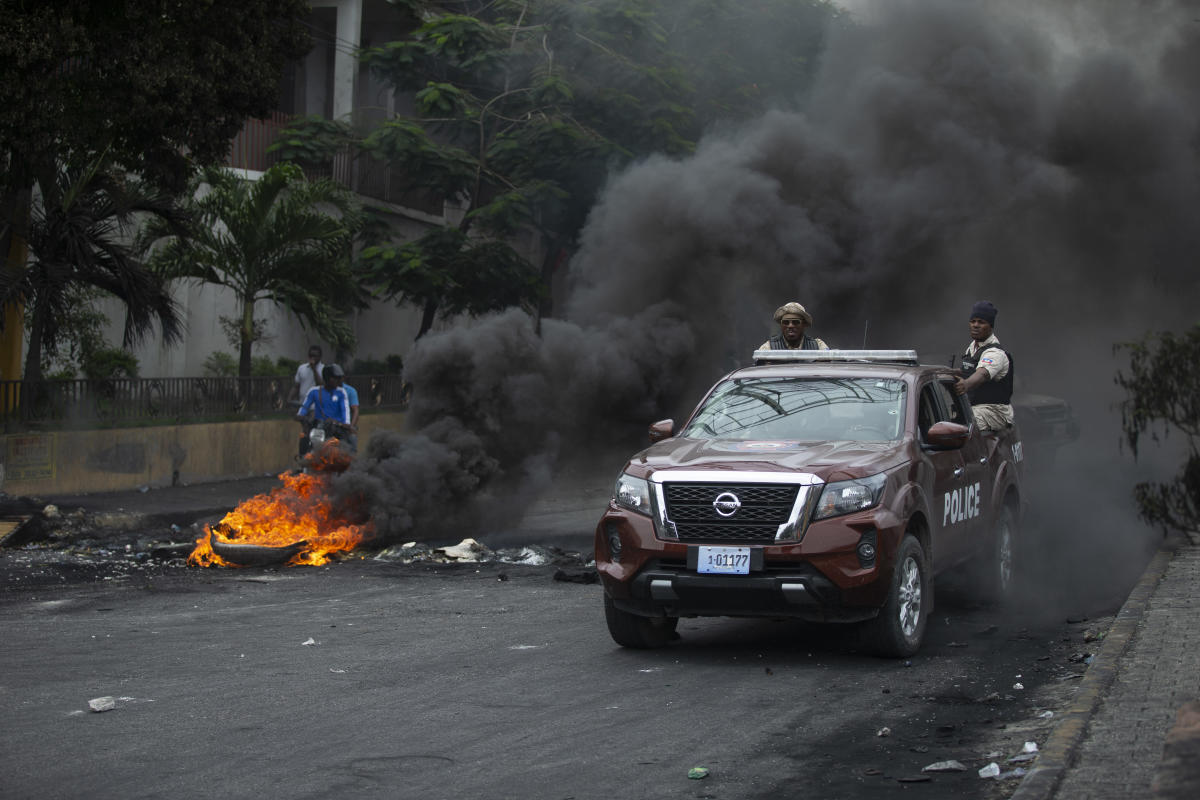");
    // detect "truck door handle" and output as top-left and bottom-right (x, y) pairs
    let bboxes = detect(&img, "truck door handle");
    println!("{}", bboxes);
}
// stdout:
(953, 467), (965, 477)
(979, 457), (988, 464)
